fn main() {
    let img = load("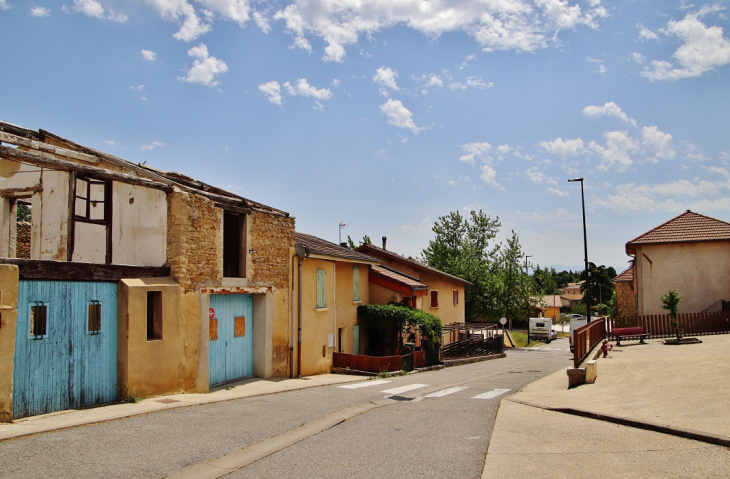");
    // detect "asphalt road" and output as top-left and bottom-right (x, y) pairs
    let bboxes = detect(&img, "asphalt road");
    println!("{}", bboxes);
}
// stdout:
(0, 339), (572, 479)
